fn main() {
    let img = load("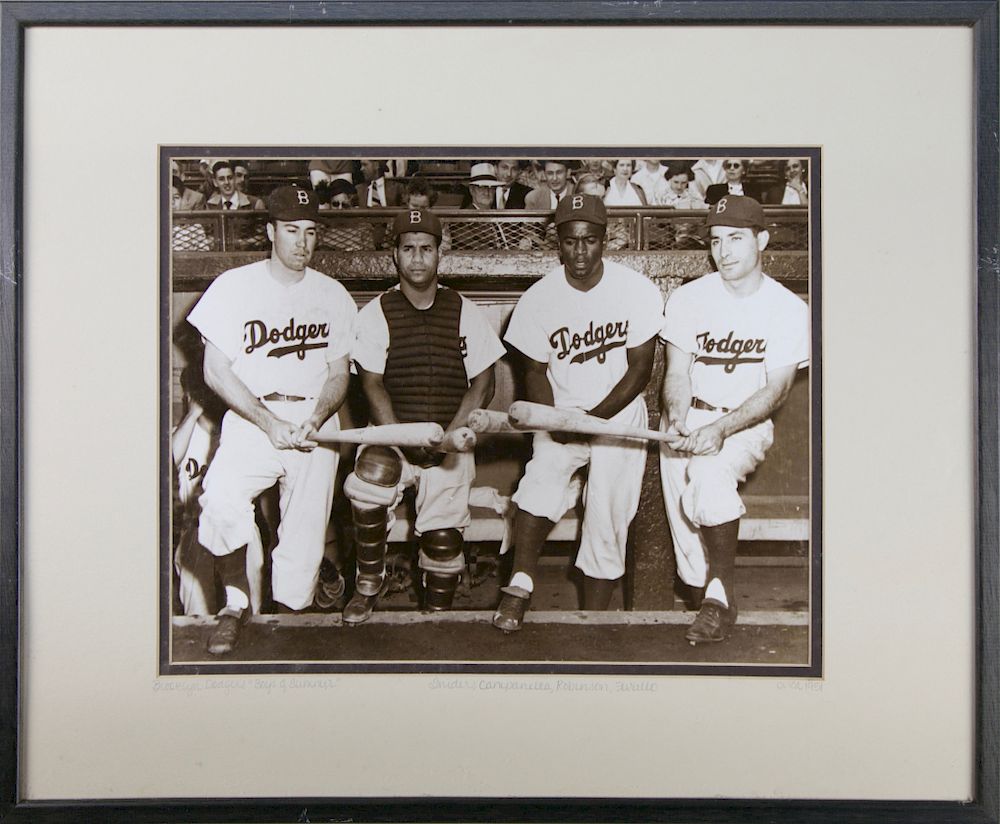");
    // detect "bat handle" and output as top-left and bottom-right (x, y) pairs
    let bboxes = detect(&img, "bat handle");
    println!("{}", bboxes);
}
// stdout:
(435, 427), (478, 453)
